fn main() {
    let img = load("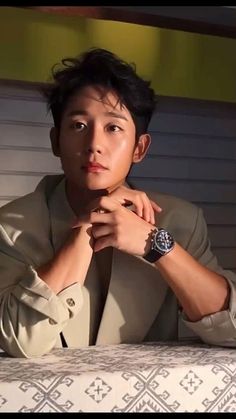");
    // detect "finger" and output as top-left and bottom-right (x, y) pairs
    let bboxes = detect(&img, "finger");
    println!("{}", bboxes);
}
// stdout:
(129, 193), (151, 223)
(90, 211), (113, 225)
(93, 234), (115, 252)
(94, 195), (120, 213)
(132, 195), (143, 219)
(109, 192), (126, 206)
(150, 199), (162, 213)
(134, 192), (154, 224)
(149, 199), (162, 225)
(150, 204), (156, 225)
(147, 198), (156, 225)
(109, 185), (131, 206)
(92, 224), (112, 239)
(85, 197), (105, 213)
(141, 194), (152, 224)
(84, 193), (113, 214)
(71, 217), (91, 228)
